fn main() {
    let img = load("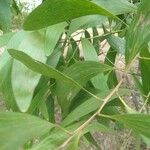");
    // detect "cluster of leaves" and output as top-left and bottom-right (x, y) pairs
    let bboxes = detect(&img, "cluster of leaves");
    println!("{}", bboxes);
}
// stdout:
(0, 0), (150, 149)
